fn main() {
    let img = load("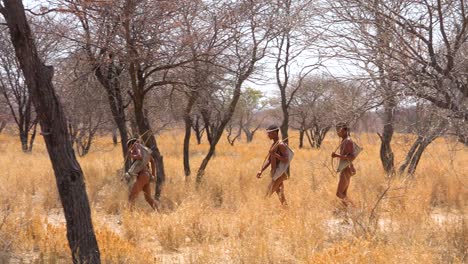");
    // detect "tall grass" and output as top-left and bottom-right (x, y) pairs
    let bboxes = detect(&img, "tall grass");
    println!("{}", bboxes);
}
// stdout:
(0, 131), (466, 263)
